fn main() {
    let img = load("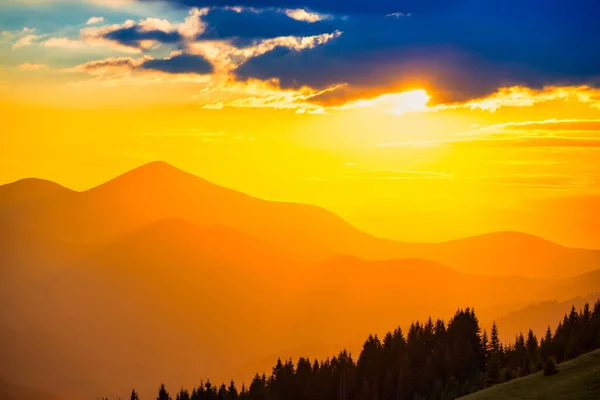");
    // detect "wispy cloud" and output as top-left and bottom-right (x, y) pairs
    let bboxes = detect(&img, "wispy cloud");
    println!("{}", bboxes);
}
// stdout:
(42, 37), (87, 49)
(344, 169), (452, 180)
(386, 12), (412, 18)
(18, 63), (48, 71)
(476, 174), (585, 190)
(86, 16), (105, 25)
(432, 86), (600, 112)
(10, 27), (45, 49)
(379, 118), (600, 149)
(284, 8), (331, 22)
(63, 56), (147, 75)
